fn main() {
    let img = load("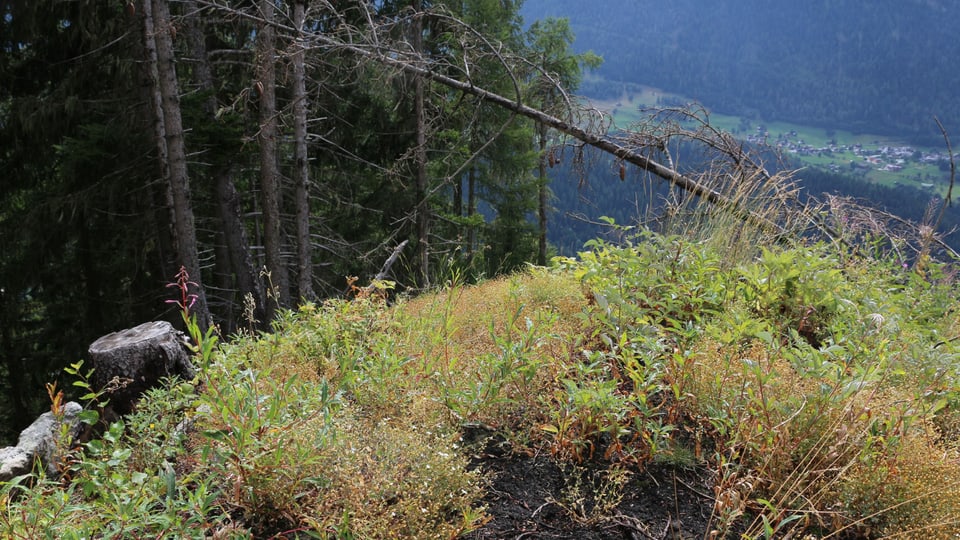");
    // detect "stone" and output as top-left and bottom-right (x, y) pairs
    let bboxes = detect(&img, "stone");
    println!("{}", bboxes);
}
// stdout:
(0, 401), (83, 482)
(0, 447), (30, 481)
